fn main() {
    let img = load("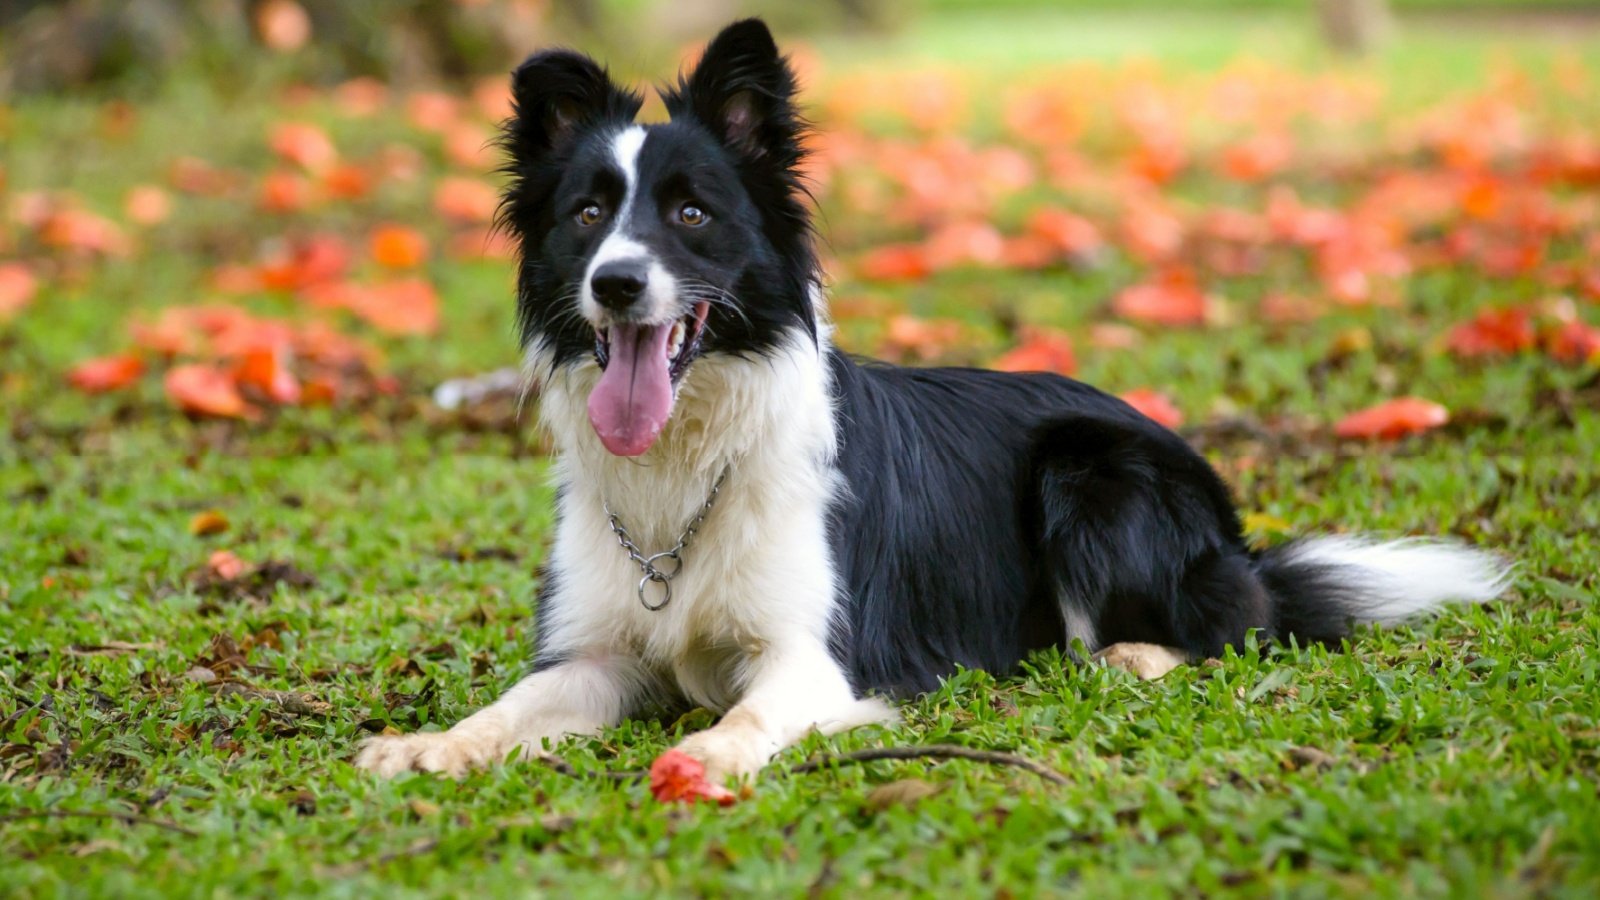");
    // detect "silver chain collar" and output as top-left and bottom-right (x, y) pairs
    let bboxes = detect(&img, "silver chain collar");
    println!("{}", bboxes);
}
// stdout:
(603, 466), (729, 611)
